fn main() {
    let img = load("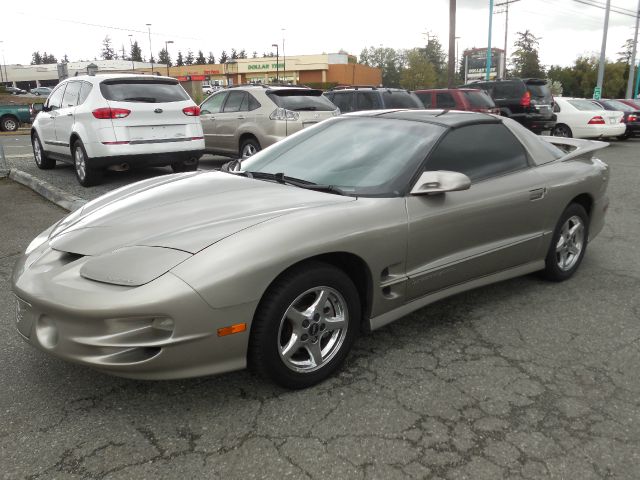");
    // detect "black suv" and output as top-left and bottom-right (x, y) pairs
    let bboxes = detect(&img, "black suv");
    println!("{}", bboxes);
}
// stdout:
(460, 78), (556, 133)
(323, 86), (424, 113)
